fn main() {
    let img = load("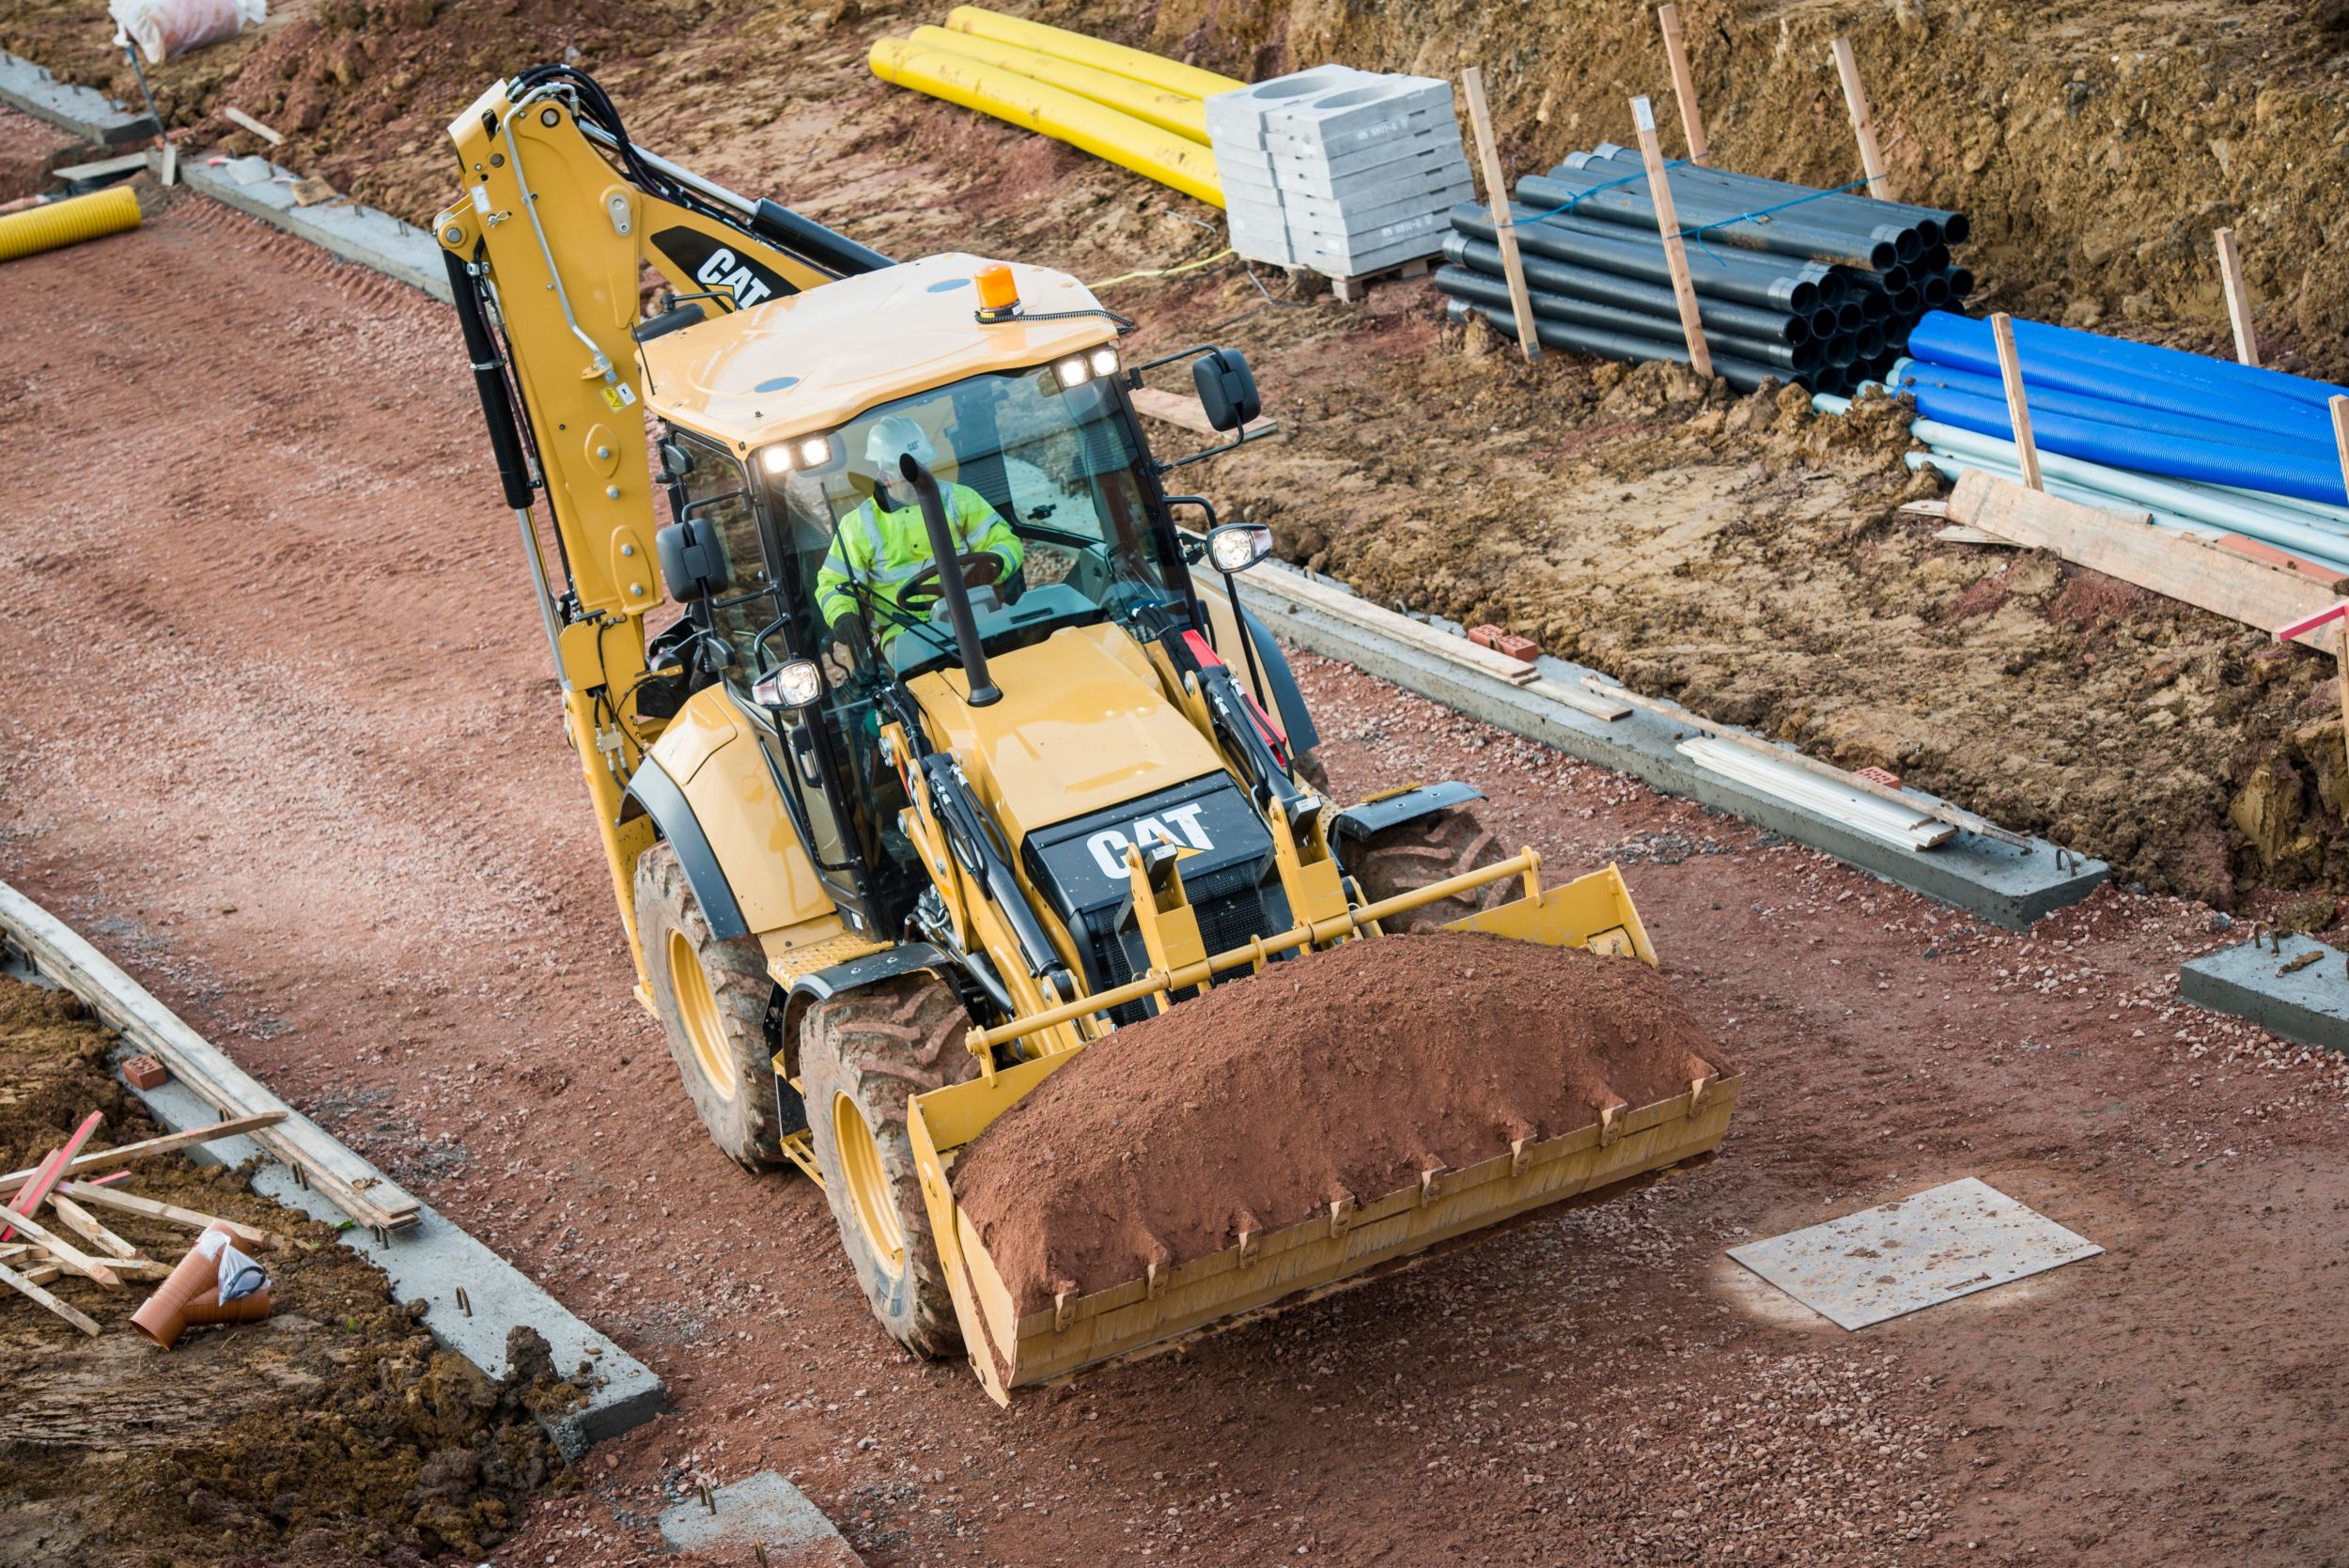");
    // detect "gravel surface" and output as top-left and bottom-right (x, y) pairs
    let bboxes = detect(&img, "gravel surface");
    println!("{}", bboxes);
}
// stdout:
(2, 191), (2347, 1568)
